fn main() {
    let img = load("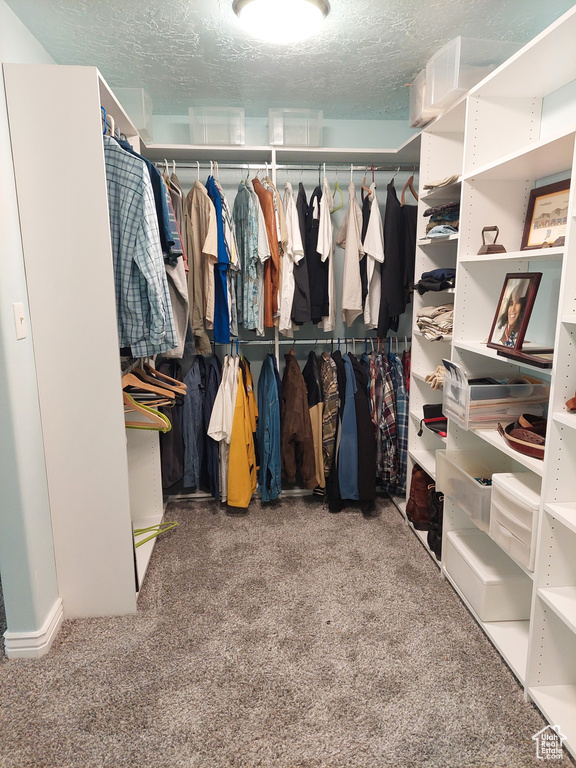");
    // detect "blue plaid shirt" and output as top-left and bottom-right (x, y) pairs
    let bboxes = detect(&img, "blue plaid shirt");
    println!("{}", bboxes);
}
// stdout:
(103, 137), (176, 357)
